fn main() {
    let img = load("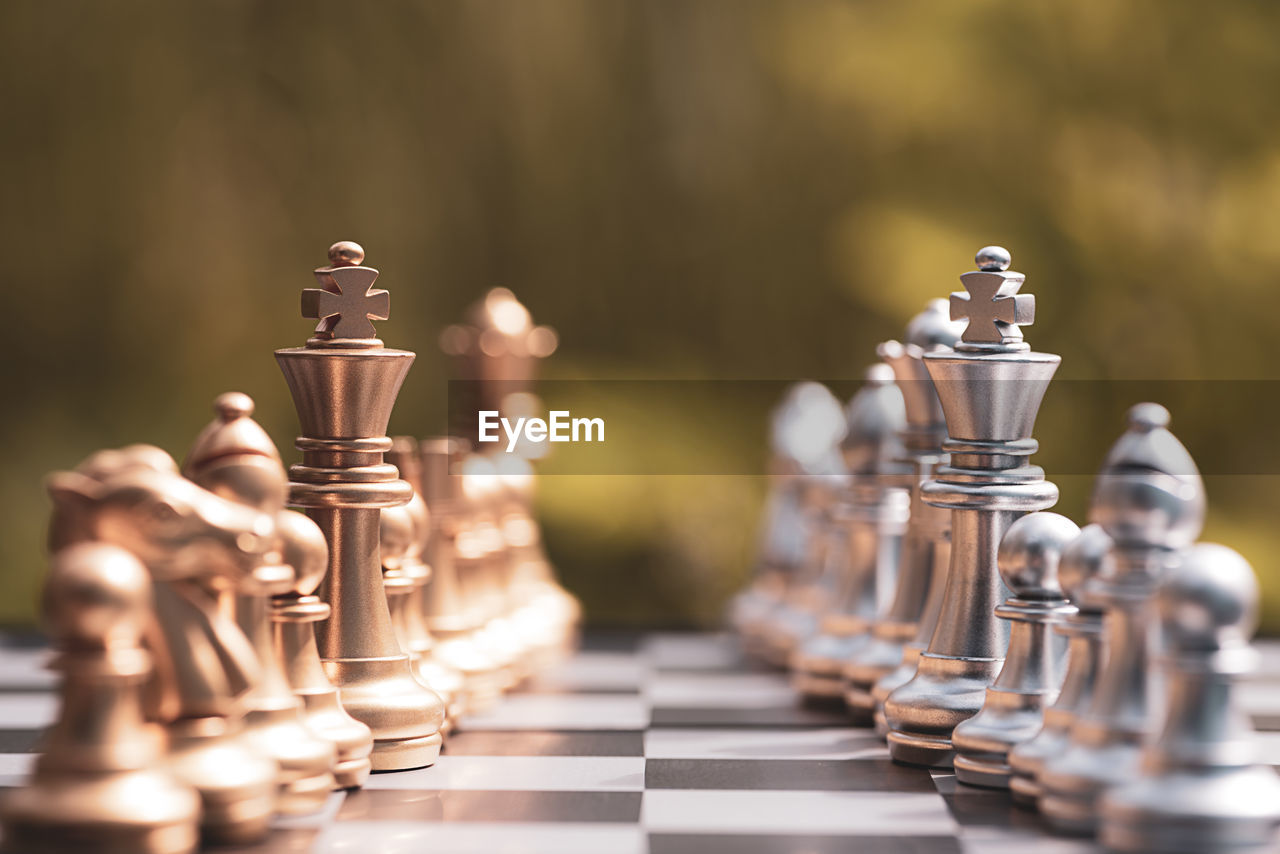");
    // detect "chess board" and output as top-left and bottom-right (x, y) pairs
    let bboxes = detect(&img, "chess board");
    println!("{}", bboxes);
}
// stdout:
(2, 632), (1278, 854)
